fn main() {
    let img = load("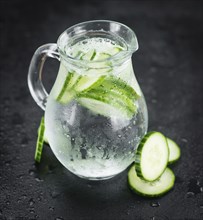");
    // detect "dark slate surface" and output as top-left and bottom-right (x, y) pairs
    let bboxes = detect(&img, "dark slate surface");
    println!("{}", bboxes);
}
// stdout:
(0, 0), (203, 219)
